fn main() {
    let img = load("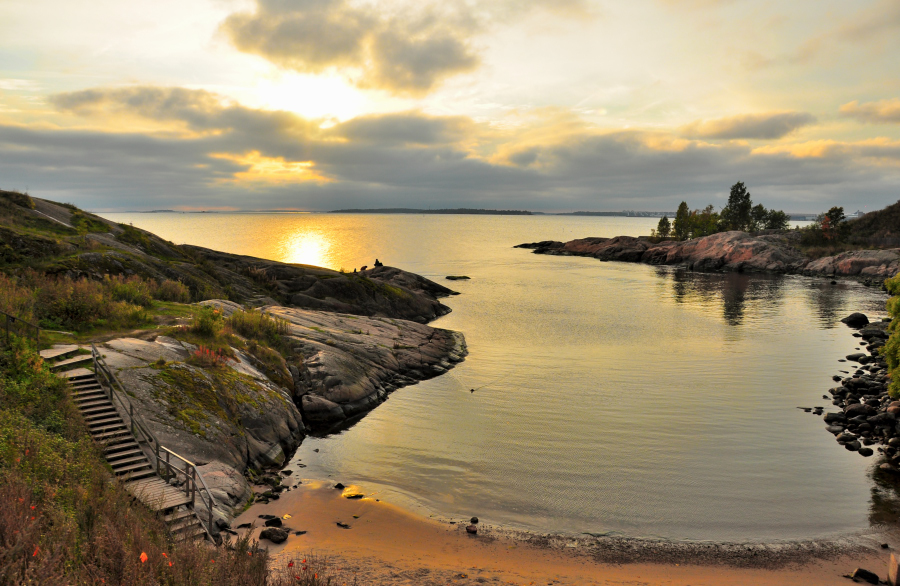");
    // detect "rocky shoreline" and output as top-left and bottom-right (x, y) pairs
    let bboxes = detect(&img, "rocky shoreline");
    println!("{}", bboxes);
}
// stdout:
(517, 230), (900, 282)
(810, 313), (897, 466)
